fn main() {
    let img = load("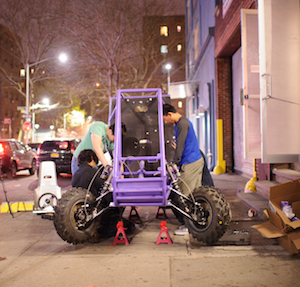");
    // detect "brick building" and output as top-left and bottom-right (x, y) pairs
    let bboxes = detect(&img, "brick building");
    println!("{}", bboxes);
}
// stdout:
(143, 15), (186, 115)
(214, 0), (258, 175)
(0, 25), (24, 139)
